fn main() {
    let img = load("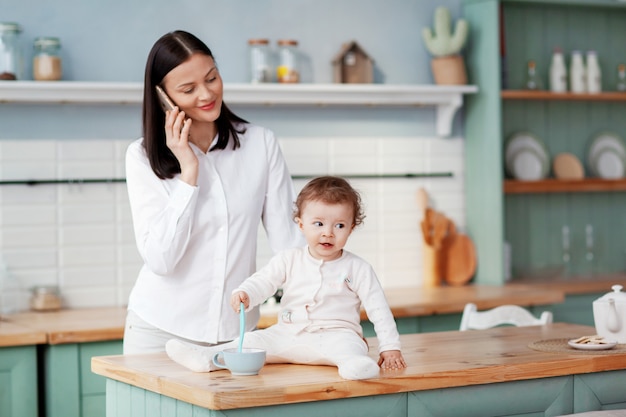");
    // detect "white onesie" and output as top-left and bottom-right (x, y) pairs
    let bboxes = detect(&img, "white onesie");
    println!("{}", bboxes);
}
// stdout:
(166, 246), (402, 380)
